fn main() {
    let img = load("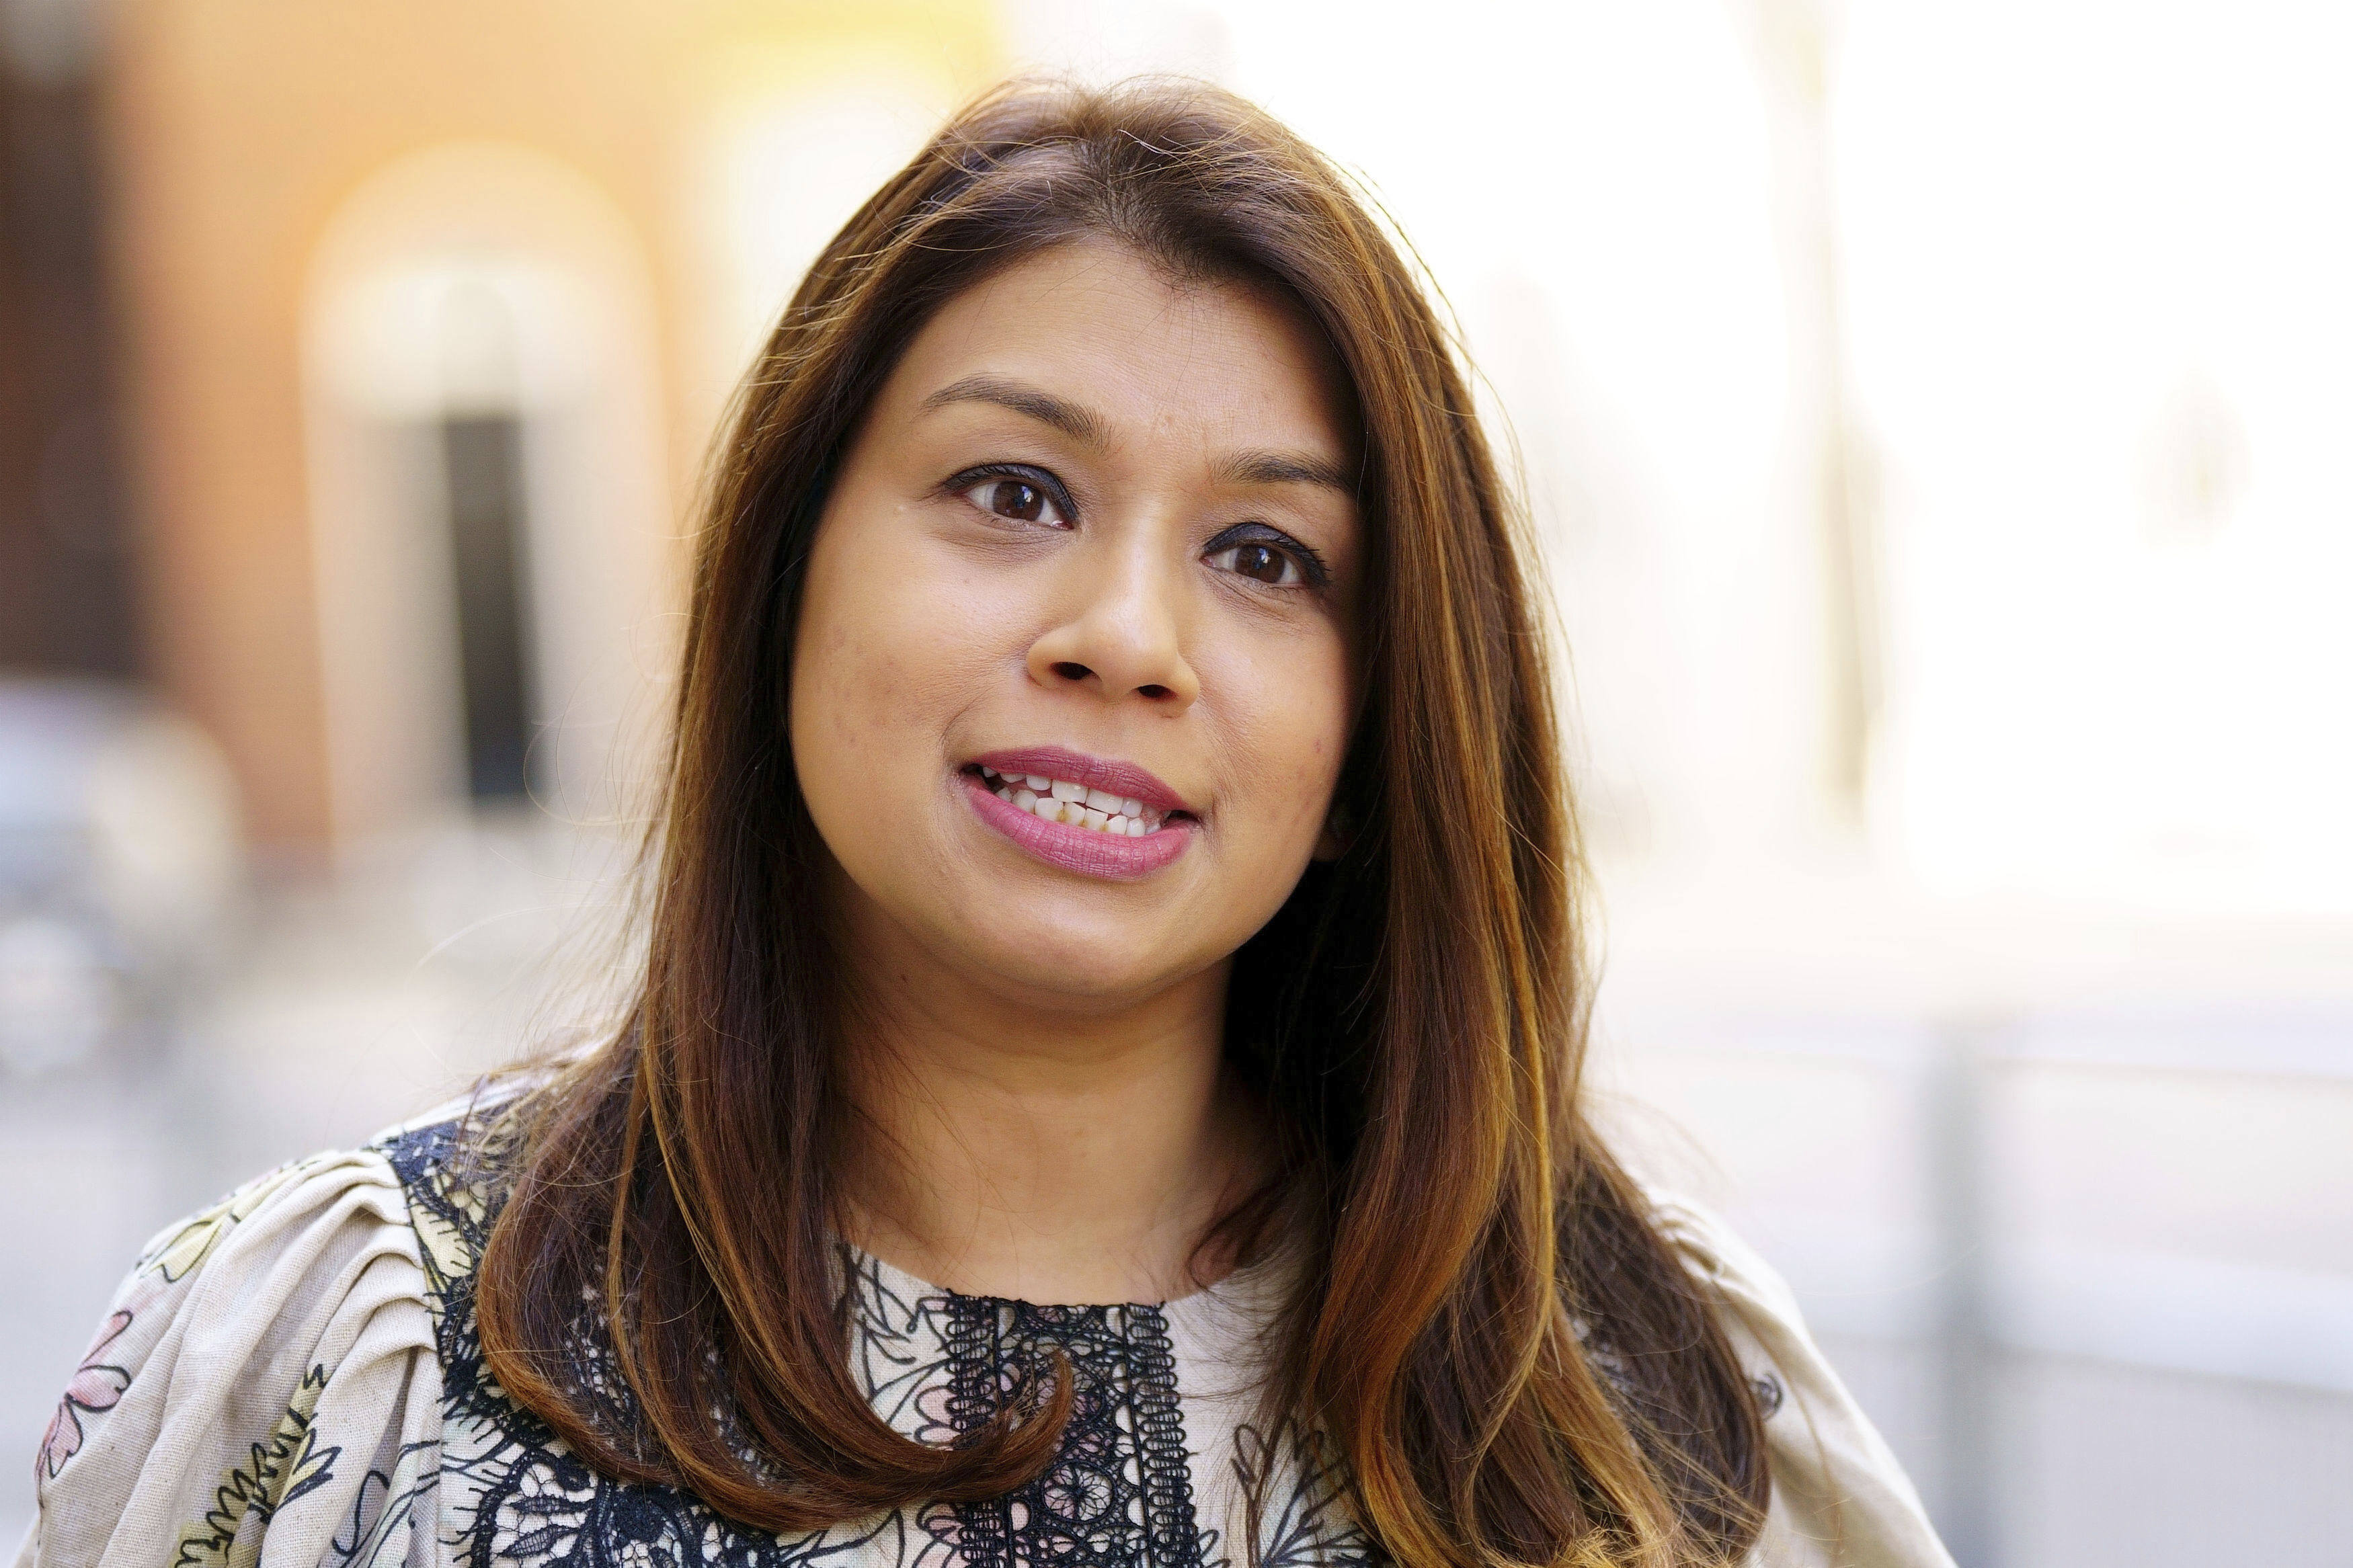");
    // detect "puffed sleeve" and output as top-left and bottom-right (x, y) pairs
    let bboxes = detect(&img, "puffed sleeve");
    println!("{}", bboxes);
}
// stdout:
(1648, 1193), (1957, 1568)
(15, 1148), (447, 1568)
